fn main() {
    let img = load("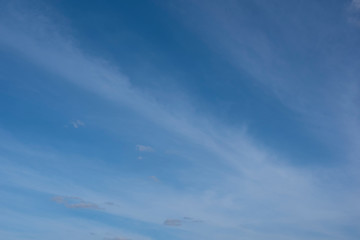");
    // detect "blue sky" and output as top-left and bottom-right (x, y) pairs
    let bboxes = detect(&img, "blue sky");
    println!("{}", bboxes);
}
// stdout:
(0, 0), (360, 239)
